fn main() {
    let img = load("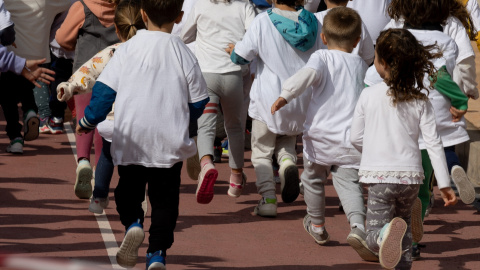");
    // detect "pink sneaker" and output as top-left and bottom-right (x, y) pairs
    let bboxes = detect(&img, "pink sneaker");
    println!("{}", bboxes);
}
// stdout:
(196, 163), (218, 204)
(227, 172), (247, 198)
